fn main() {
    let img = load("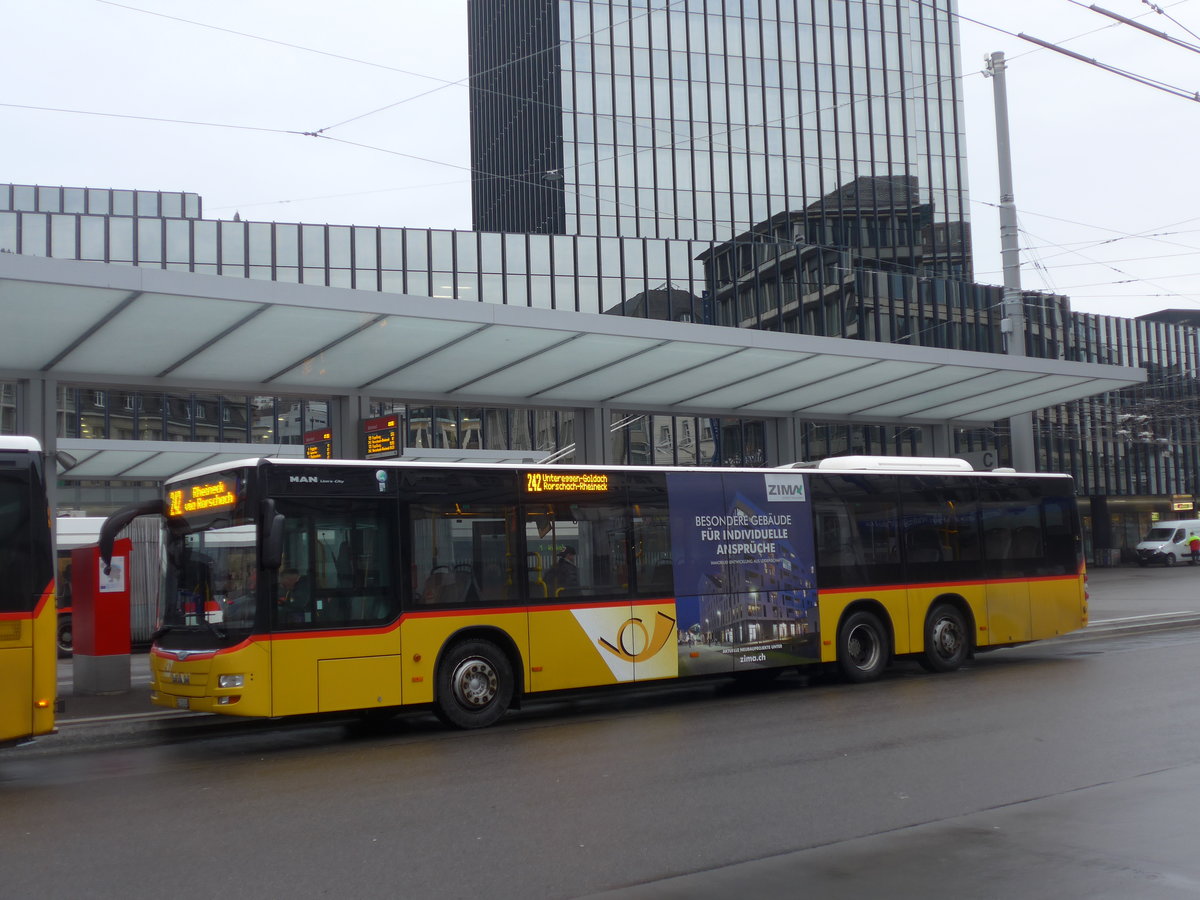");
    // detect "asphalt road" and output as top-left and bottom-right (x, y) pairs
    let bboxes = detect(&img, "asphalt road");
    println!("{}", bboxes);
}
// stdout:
(4, 621), (1200, 899)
